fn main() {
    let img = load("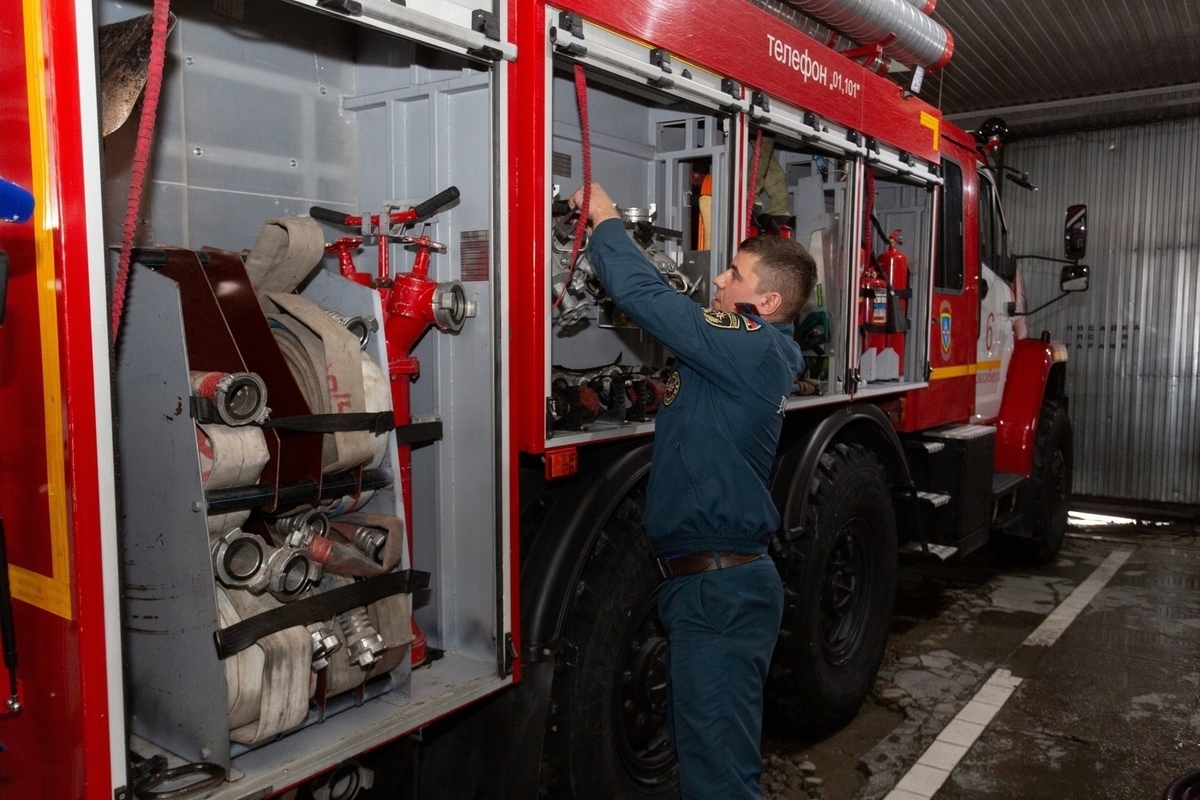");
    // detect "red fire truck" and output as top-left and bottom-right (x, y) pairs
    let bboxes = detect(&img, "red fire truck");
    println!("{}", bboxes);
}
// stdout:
(0, 0), (1088, 797)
